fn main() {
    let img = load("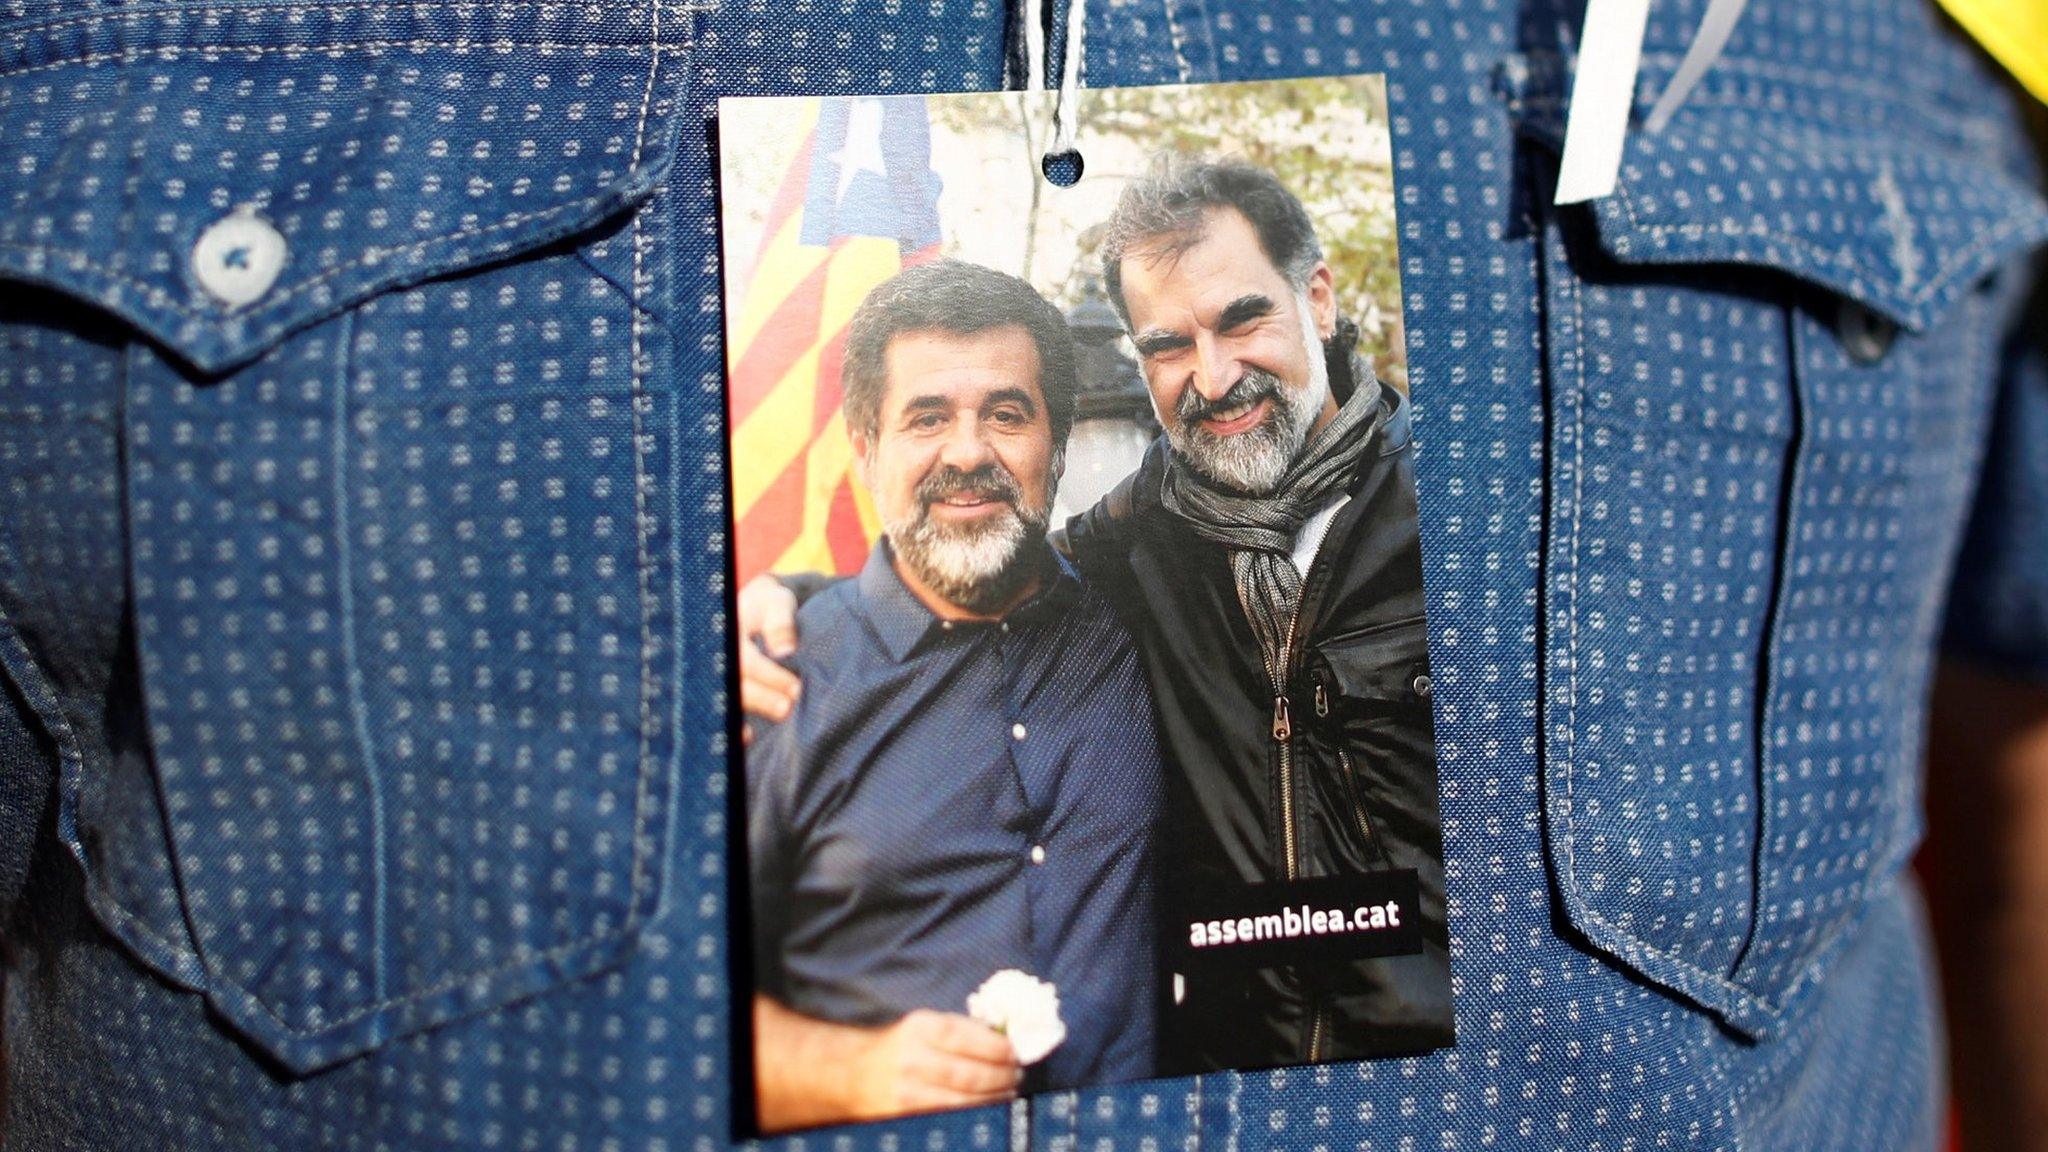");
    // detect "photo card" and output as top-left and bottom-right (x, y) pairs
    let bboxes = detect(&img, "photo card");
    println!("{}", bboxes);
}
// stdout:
(720, 76), (1451, 1135)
